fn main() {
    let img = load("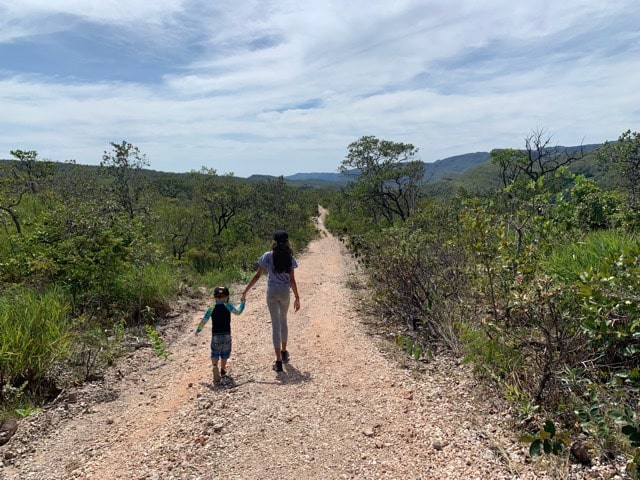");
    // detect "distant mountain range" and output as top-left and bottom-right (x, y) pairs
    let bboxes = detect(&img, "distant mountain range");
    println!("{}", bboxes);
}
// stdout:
(280, 151), (491, 184)
(271, 145), (602, 188)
